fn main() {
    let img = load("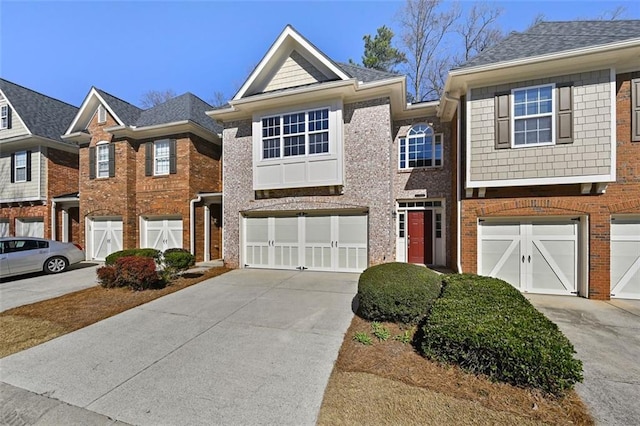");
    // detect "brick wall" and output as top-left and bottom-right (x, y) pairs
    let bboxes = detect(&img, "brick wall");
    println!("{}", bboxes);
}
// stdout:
(460, 72), (640, 300)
